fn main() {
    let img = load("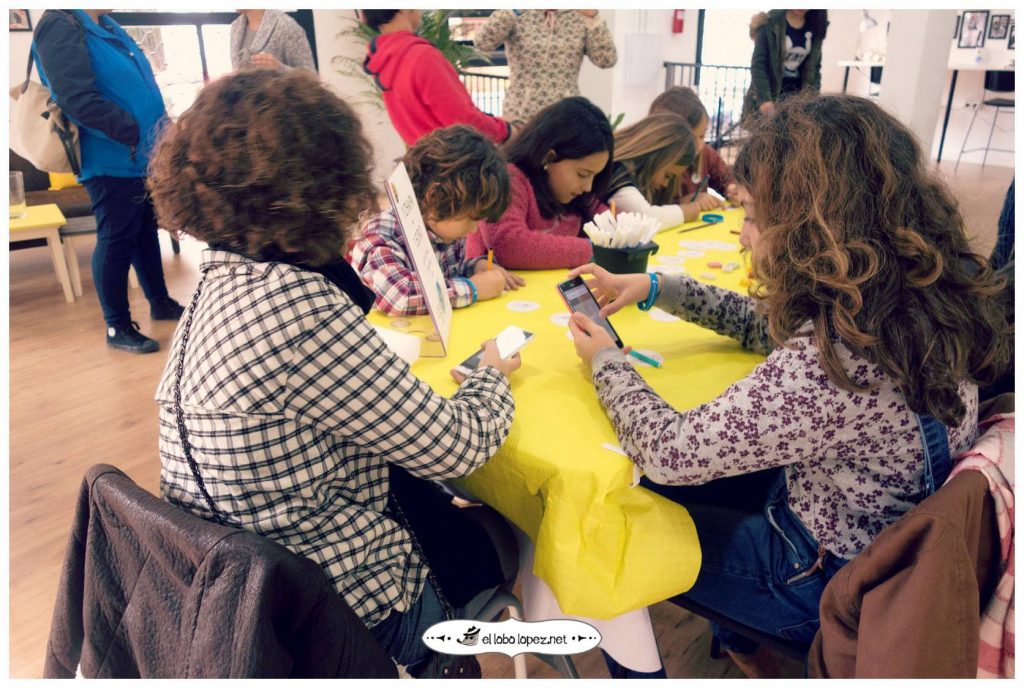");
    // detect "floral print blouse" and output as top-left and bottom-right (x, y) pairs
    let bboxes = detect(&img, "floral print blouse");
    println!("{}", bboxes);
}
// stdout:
(475, 10), (617, 123)
(589, 274), (978, 559)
